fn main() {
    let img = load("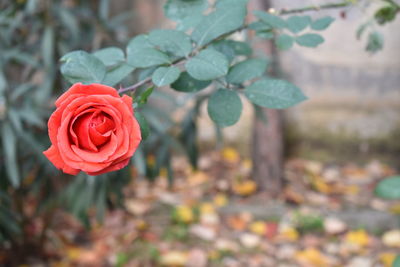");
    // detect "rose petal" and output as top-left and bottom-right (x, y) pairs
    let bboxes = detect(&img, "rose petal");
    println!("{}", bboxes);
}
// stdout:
(55, 83), (119, 107)
(87, 158), (130, 176)
(43, 145), (79, 175)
